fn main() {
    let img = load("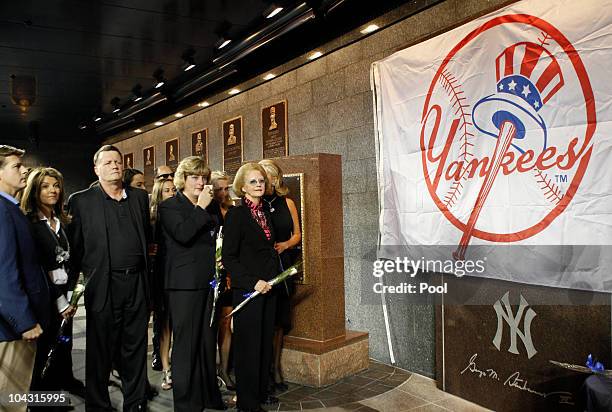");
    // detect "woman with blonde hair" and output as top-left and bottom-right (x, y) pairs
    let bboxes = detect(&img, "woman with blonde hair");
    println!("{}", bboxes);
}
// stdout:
(21, 167), (85, 401)
(258, 159), (301, 392)
(158, 156), (224, 411)
(149, 177), (176, 390)
(222, 162), (279, 411)
(206, 171), (235, 390)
